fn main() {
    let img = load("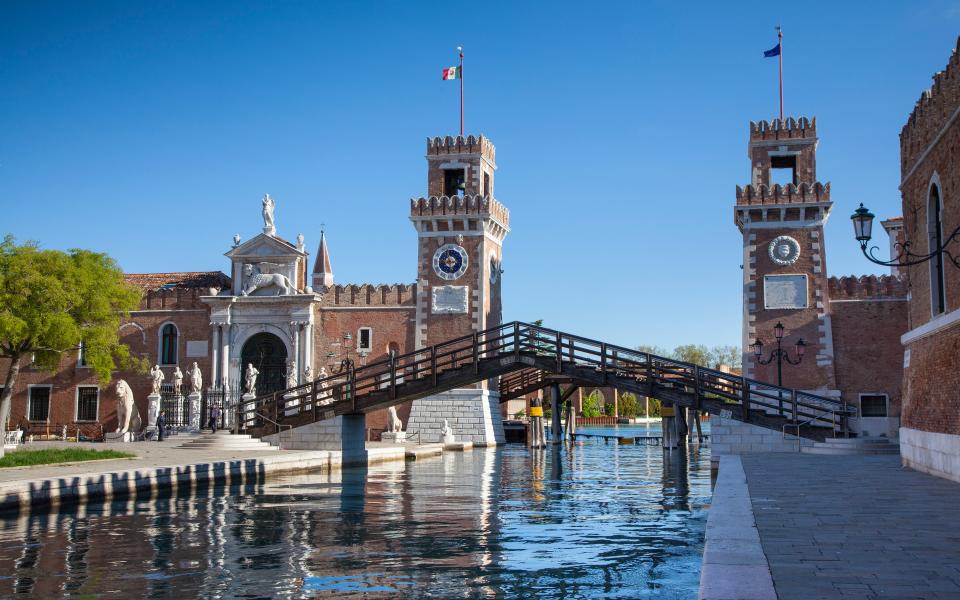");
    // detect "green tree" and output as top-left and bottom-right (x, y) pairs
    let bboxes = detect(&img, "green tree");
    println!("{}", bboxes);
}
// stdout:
(672, 344), (712, 366)
(0, 236), (143, 456)
(580, 390), (603, 418)
(618, 392), (640, 418)
(709, 345), (742, 370)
